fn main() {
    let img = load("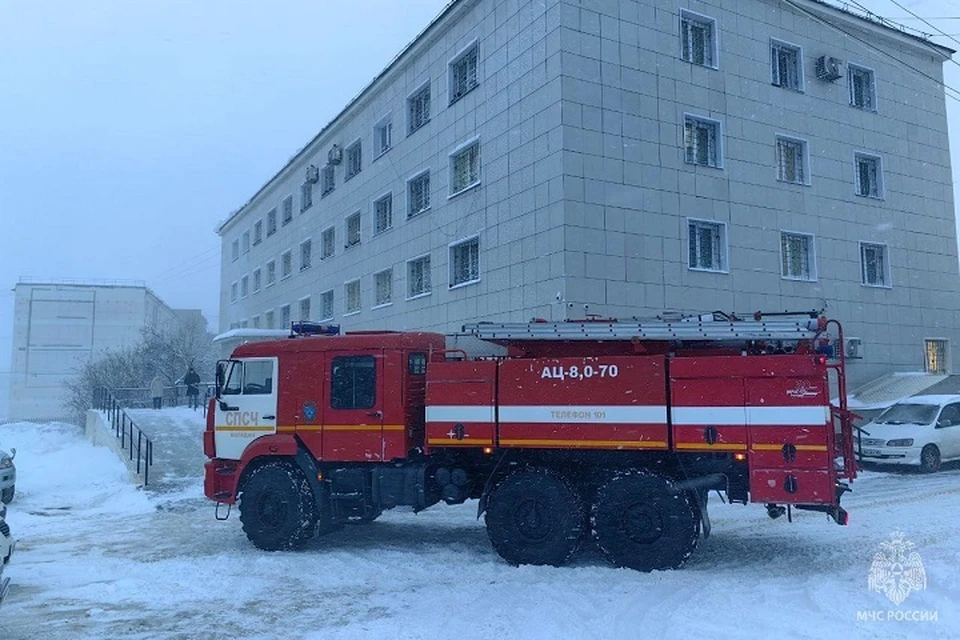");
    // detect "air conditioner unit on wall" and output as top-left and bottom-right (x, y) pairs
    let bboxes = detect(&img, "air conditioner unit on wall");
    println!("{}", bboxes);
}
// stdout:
(328, 144), (342, 165)
(816, 55), (843, 81)
(845, 338), (863, 360)
(305, 164), (319, 183)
